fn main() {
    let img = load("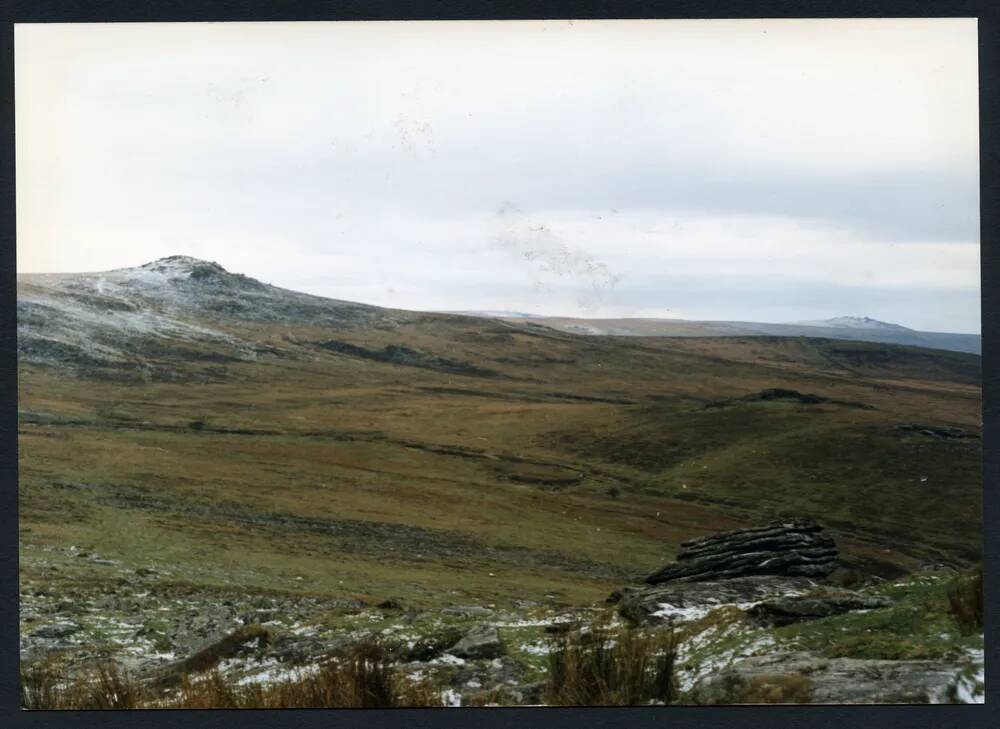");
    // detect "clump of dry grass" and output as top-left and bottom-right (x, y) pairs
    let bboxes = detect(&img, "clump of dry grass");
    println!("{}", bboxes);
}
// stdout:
(705, 673), (814, 704)
(545, 620), (678, 706)
(22, 637), (442, 709)
(725, 673), (813, 704)
(947, 564), (983, 634)
(20, 659), (62, 710)
(21, 660), (145, 710)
